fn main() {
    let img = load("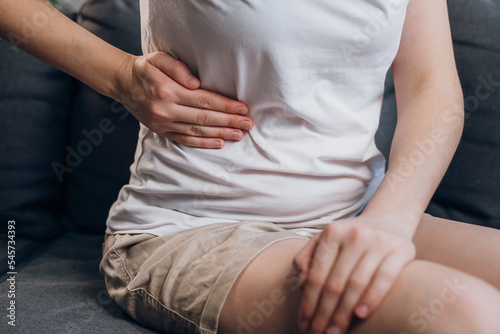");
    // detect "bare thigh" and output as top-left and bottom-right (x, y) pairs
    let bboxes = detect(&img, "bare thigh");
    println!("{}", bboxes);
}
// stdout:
(218, 238), (500, 334)
(413, 215), (500, 289)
